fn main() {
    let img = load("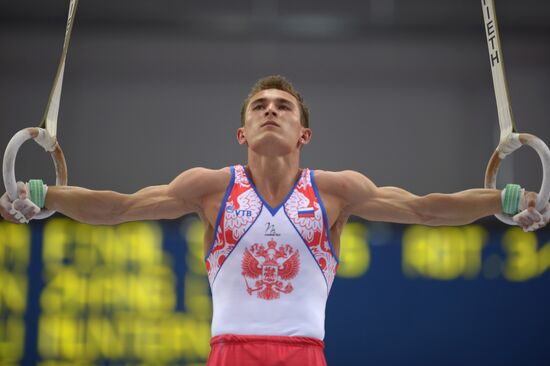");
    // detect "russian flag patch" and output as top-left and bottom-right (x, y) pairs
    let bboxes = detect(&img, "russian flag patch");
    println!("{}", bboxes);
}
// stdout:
(298, 207), (315, 218)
